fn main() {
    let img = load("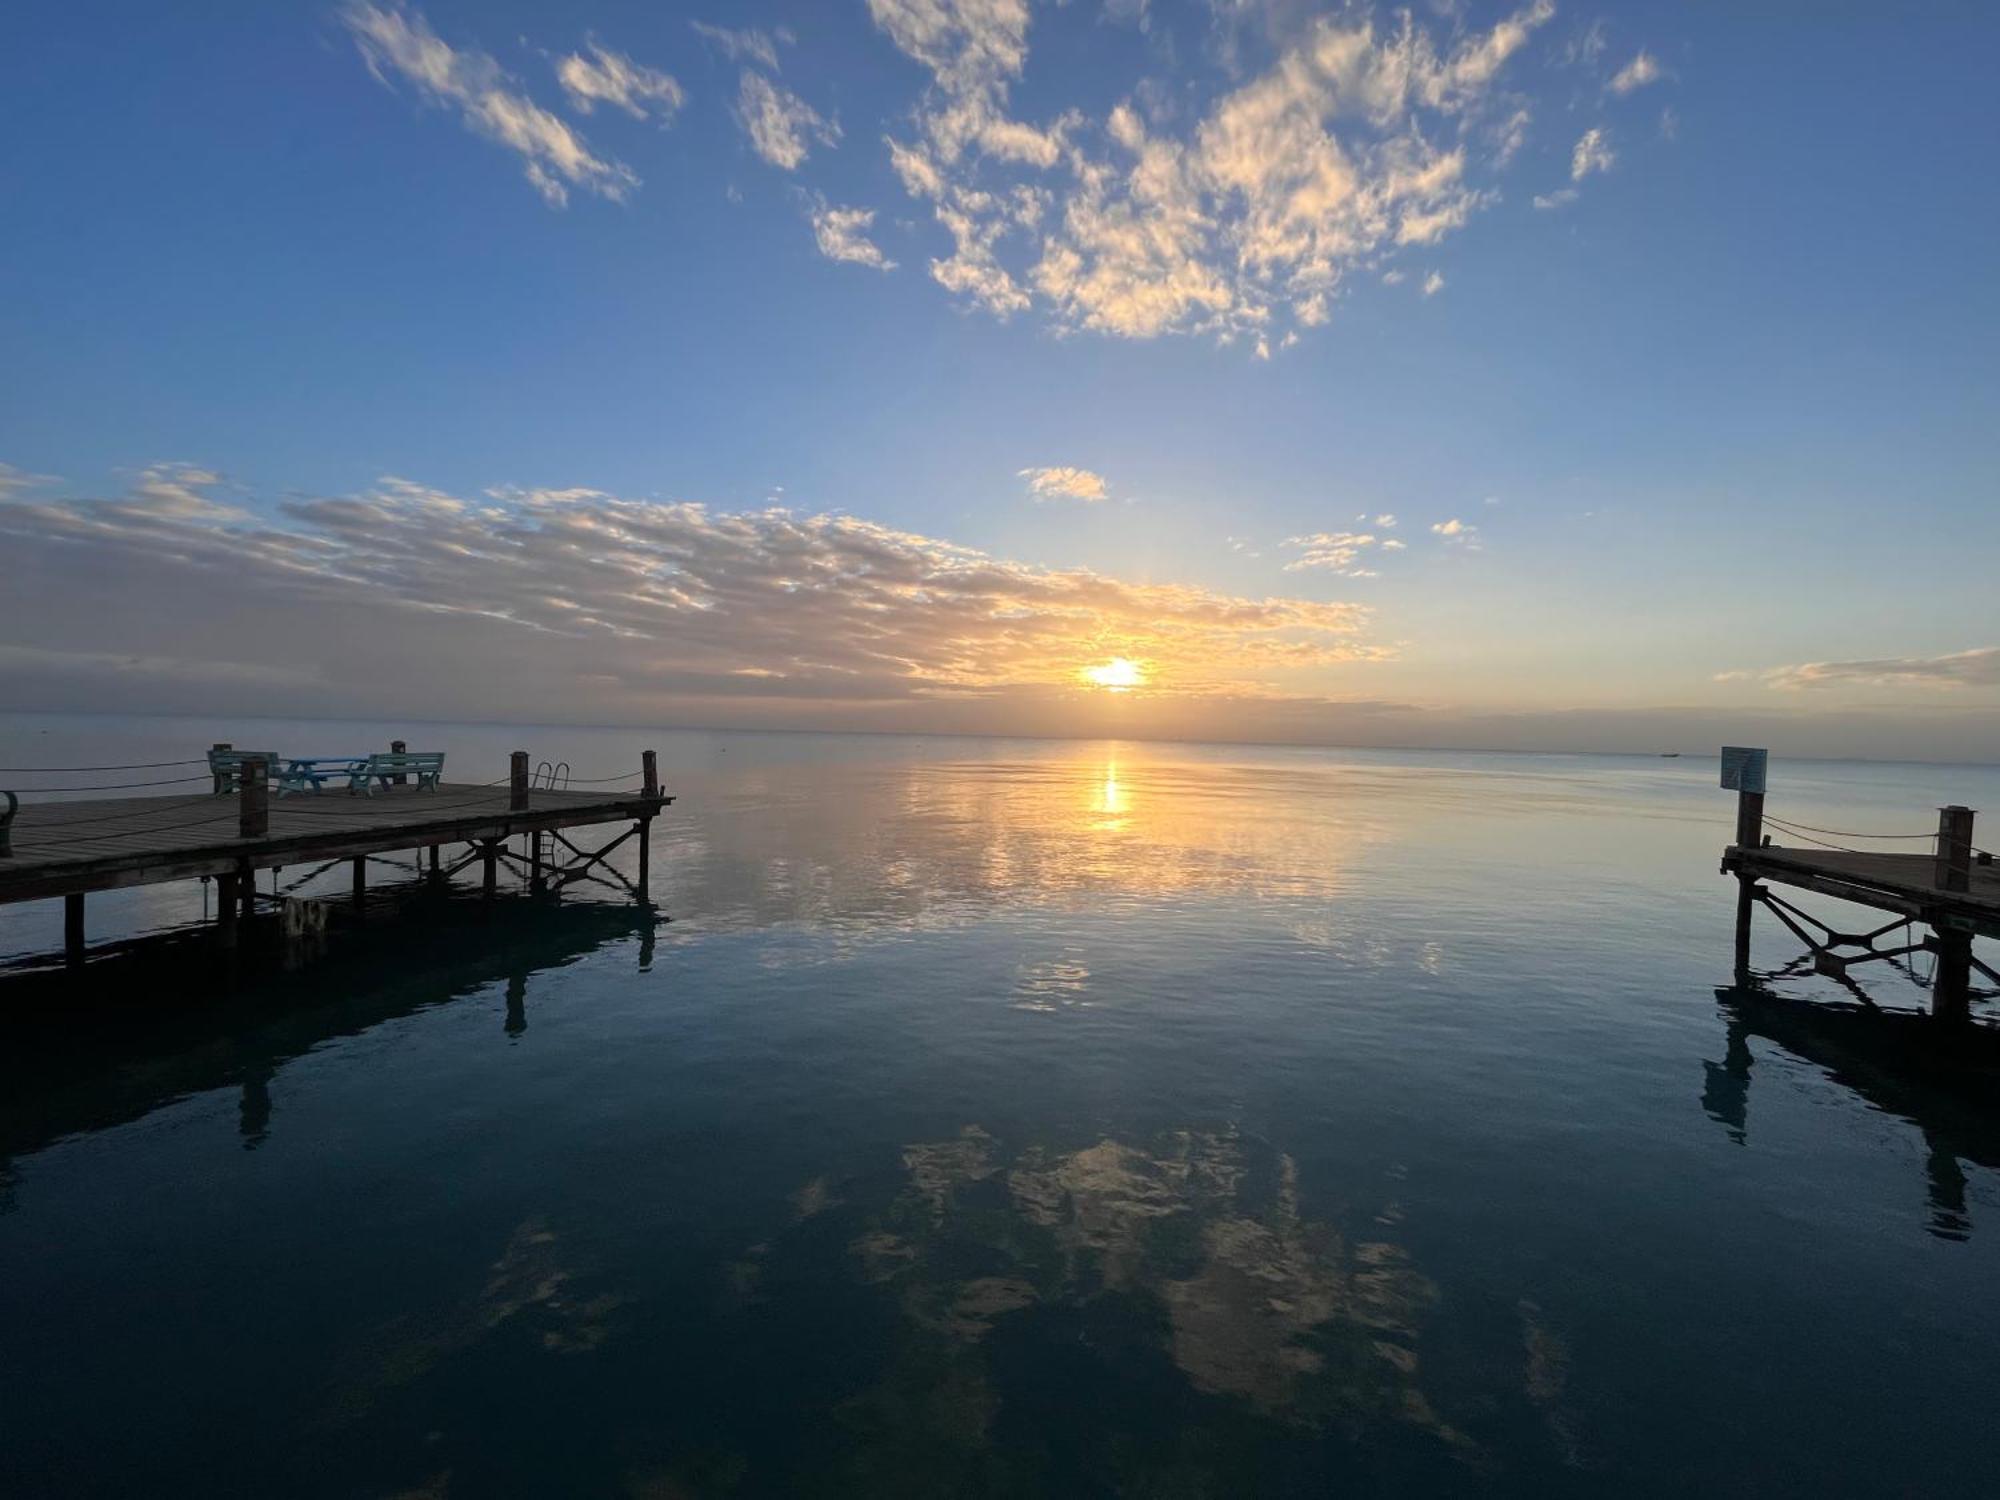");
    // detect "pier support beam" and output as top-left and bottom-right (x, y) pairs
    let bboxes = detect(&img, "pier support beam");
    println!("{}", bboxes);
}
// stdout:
(638, 749), (659, 903)
(1732, 788), (1765, 980)
(1935, 933), (1974, 1026)
(217, 873), (239, 948)
(1931, 805), (1977, 1025)
(64, 892), (84, 966)
(482, 840), (498, 898)
(1733, 881), (1757, 980)
(352, 856), (367, 912)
